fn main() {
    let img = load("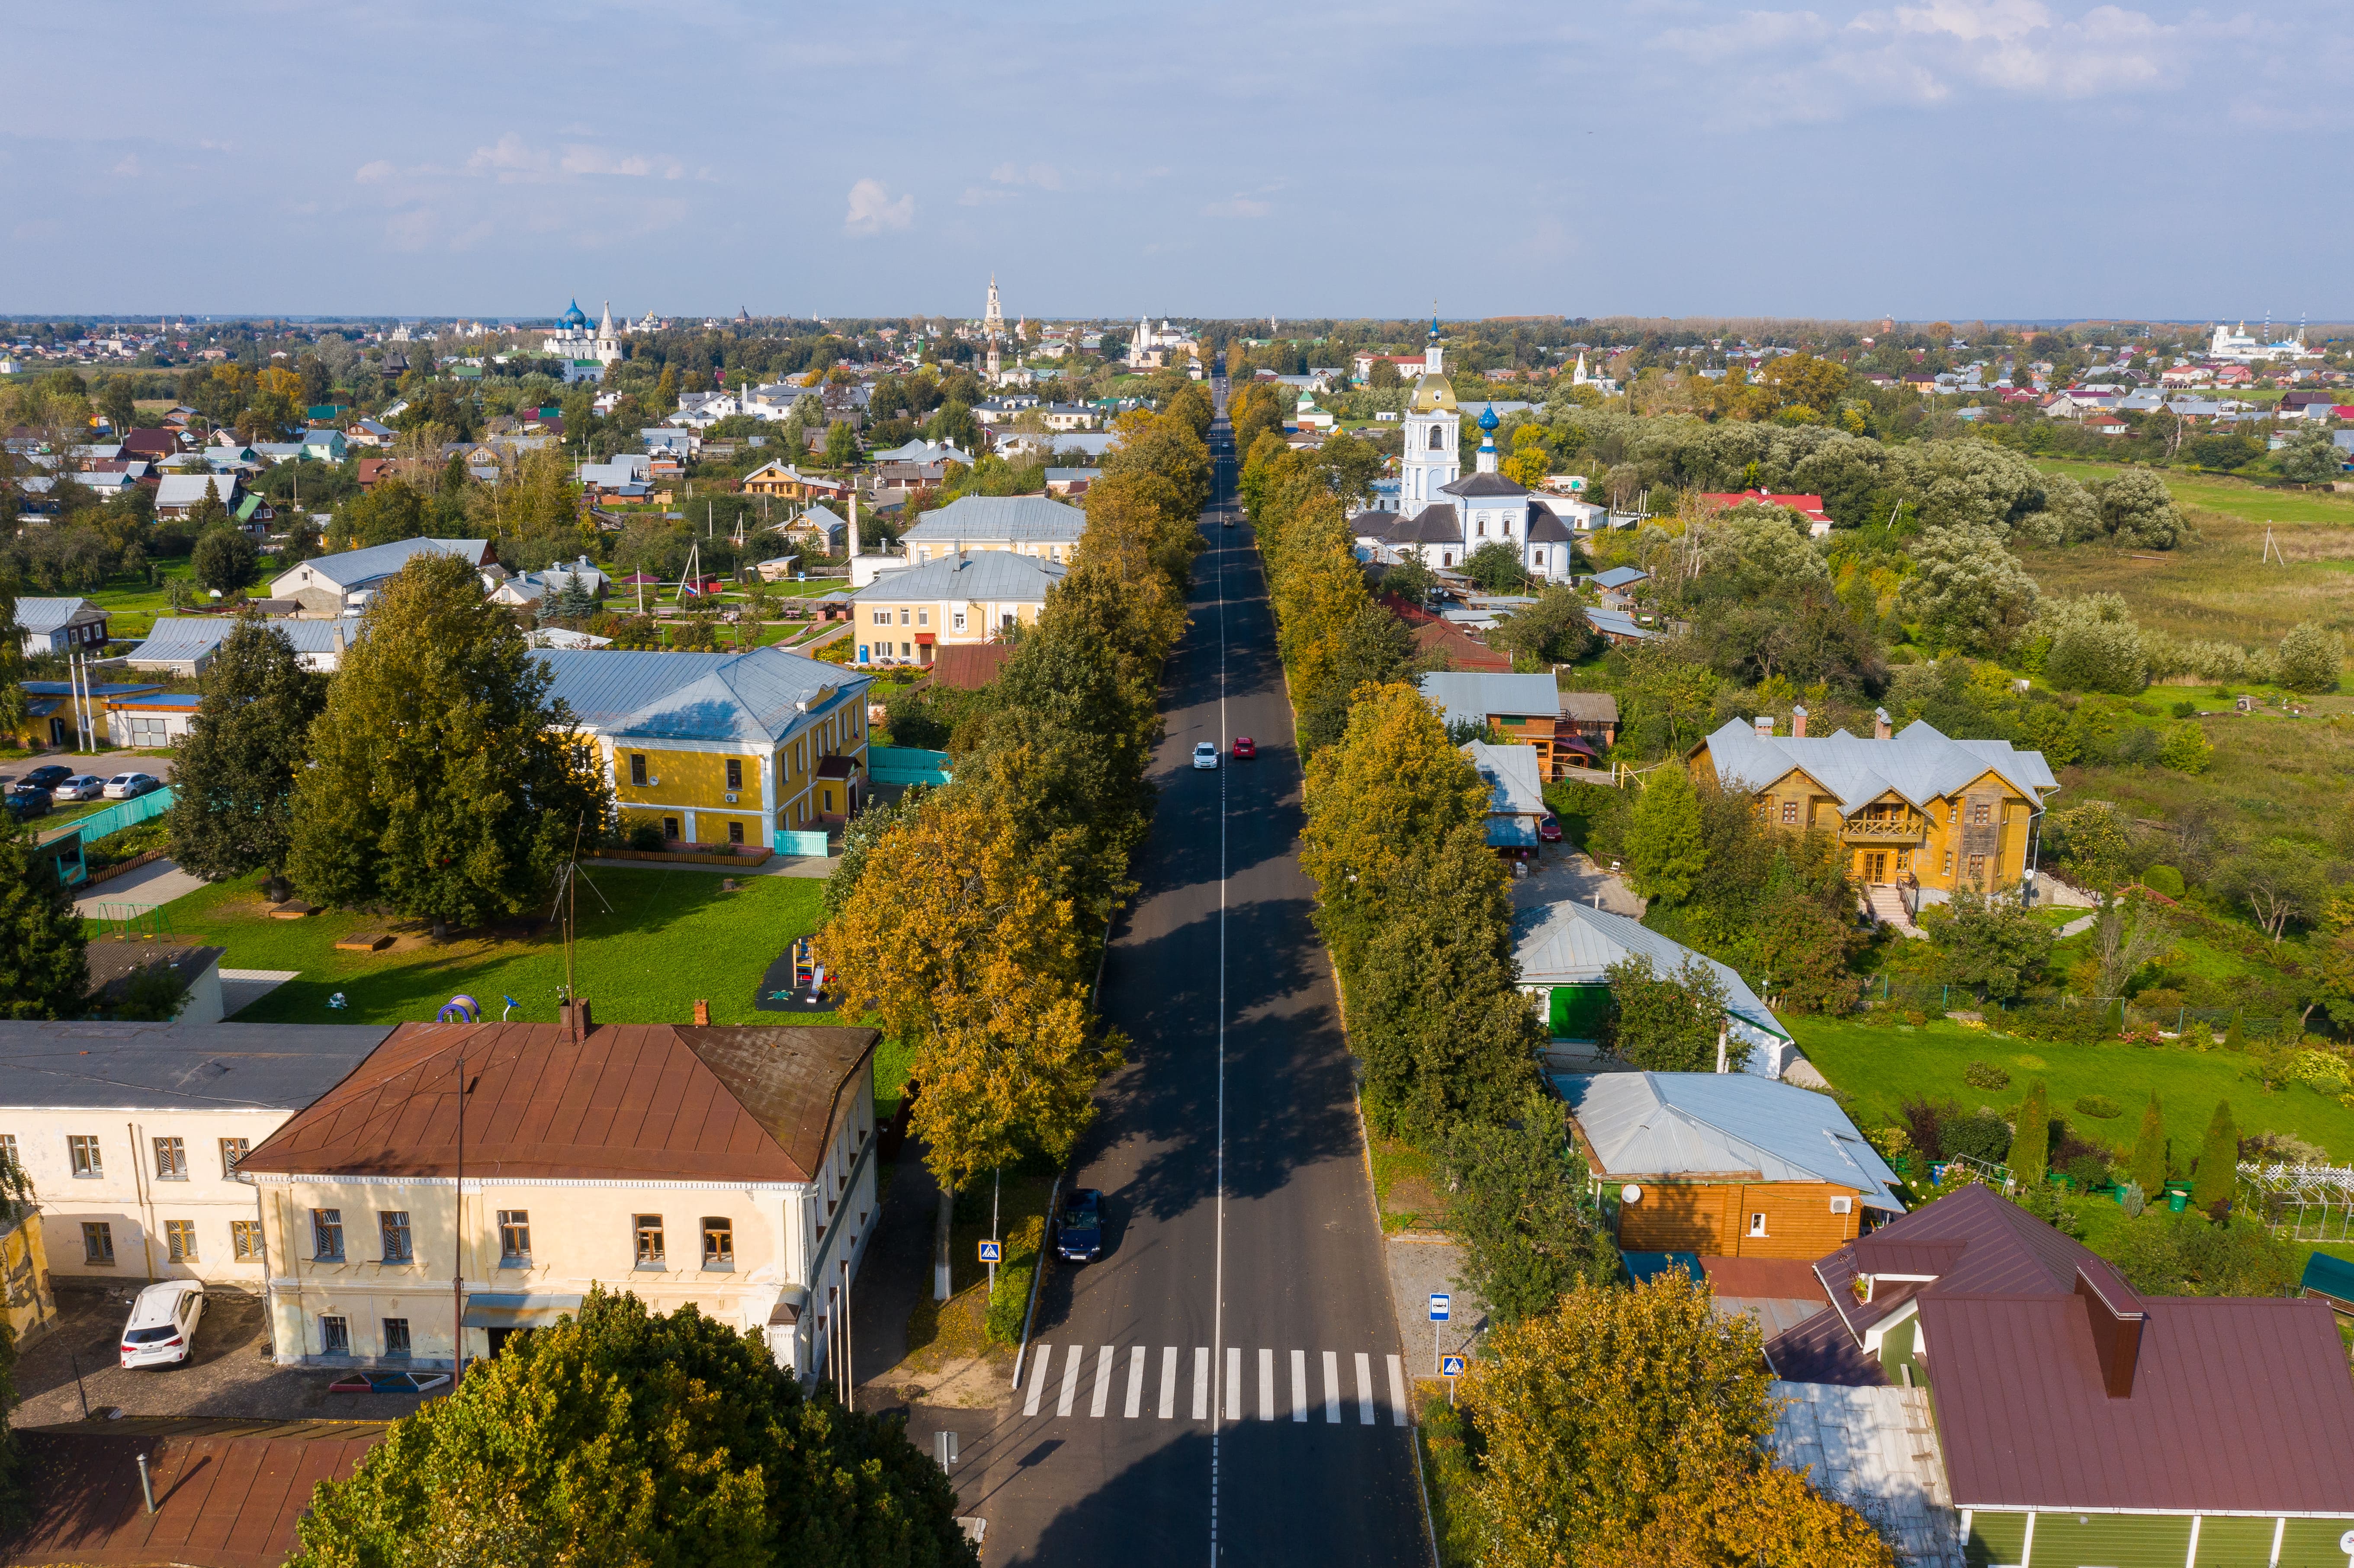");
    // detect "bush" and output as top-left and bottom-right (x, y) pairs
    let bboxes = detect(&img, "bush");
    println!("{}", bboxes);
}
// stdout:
(2142, 864), (2185, 898)
(2074, 1094), (2122, 1119)
(2276, 622), (2344, 694)
(2007, 1005), (2116, 1045)
(2061, 1152), (2111, 1189)
(2169, 699), (2197, 719)
(1939, 1106), (2014, 1165)
(1962, 1060), (2010, 1090)
(2112, 1212), (2298, 1297)
(627, 822), (665, 851)
(984, 1261), (1034, 1345)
